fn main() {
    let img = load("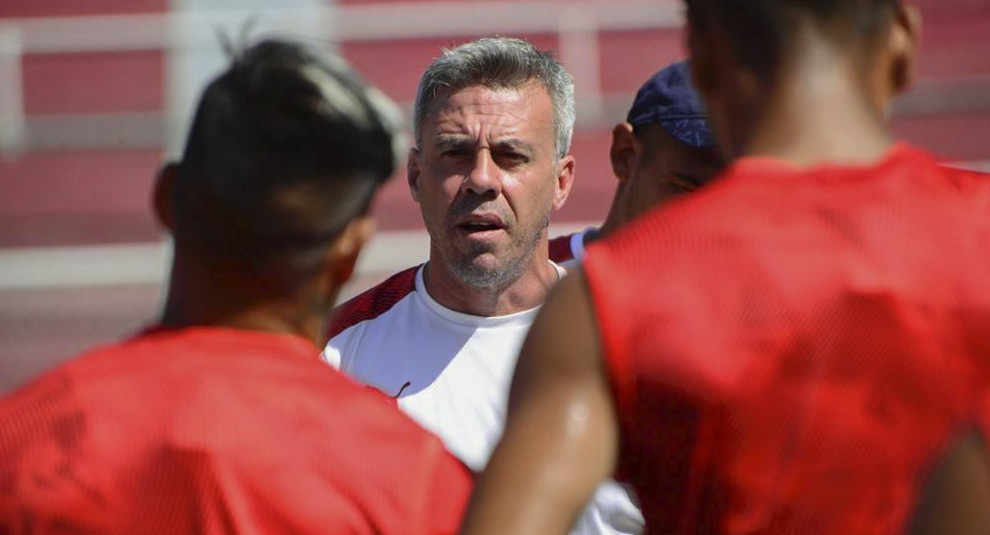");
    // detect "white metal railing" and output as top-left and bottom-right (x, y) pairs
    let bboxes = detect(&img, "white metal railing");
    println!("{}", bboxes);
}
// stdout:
(1, 2), (681, 53)
(3, 2), (989, 156)
(0, 25), (24, 155)
(0, 222), (602, 290)
(0, 1), (684, 155)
